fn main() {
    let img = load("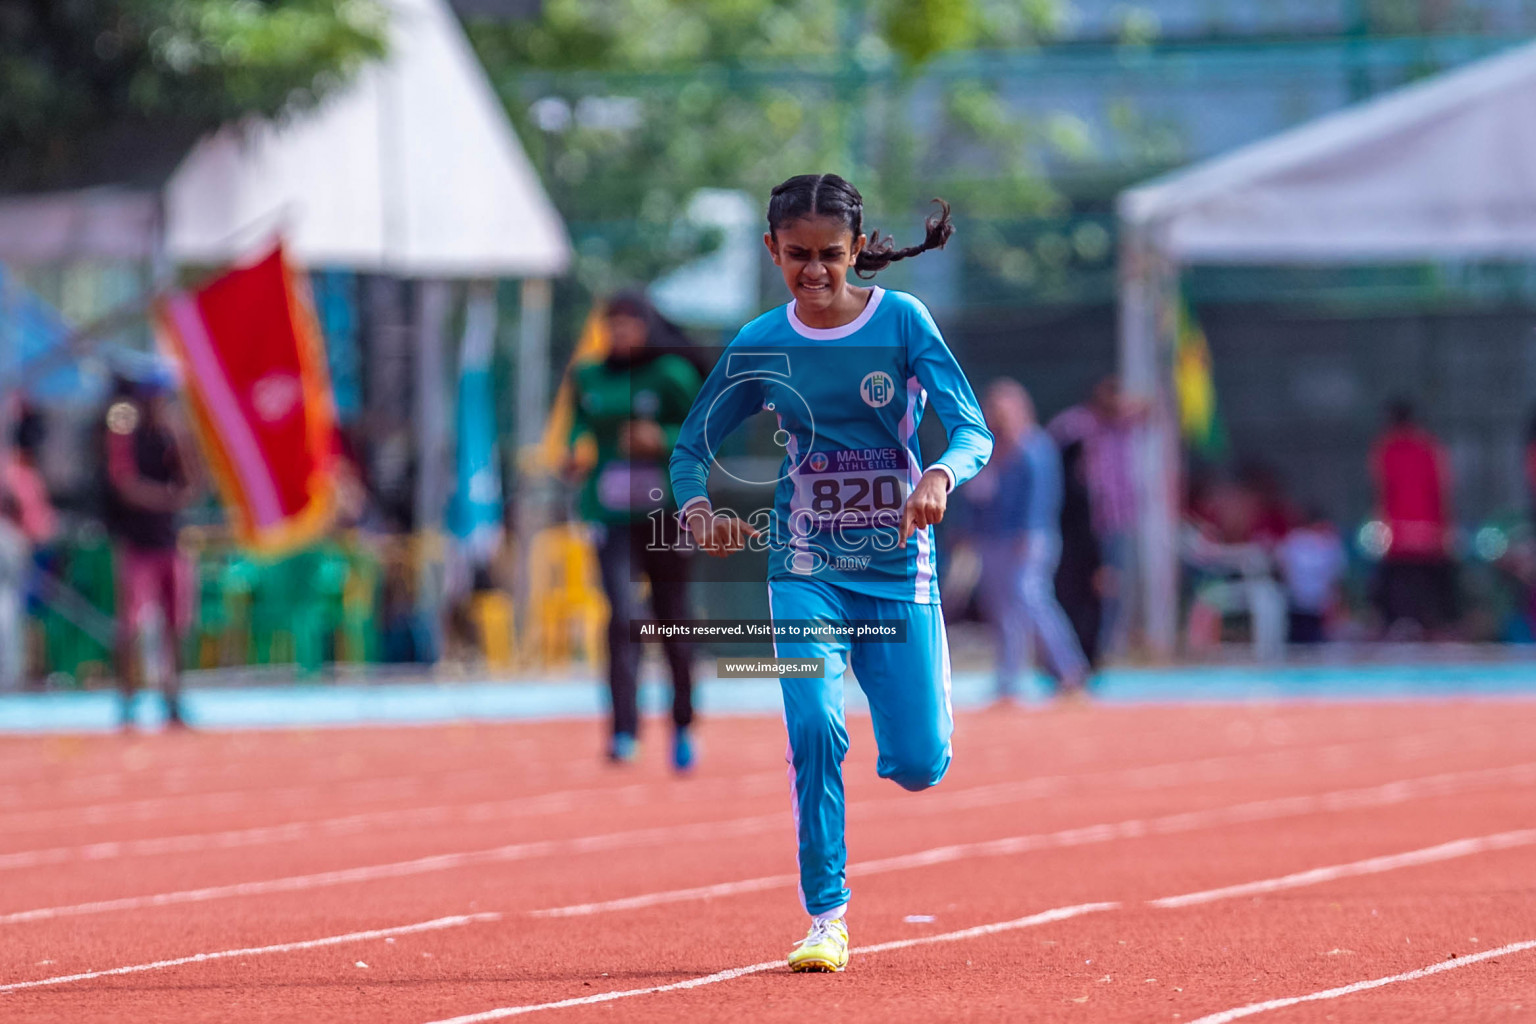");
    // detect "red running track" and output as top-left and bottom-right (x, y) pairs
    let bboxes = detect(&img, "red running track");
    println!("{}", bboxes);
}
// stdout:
(1, 700), (1533, 1022)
